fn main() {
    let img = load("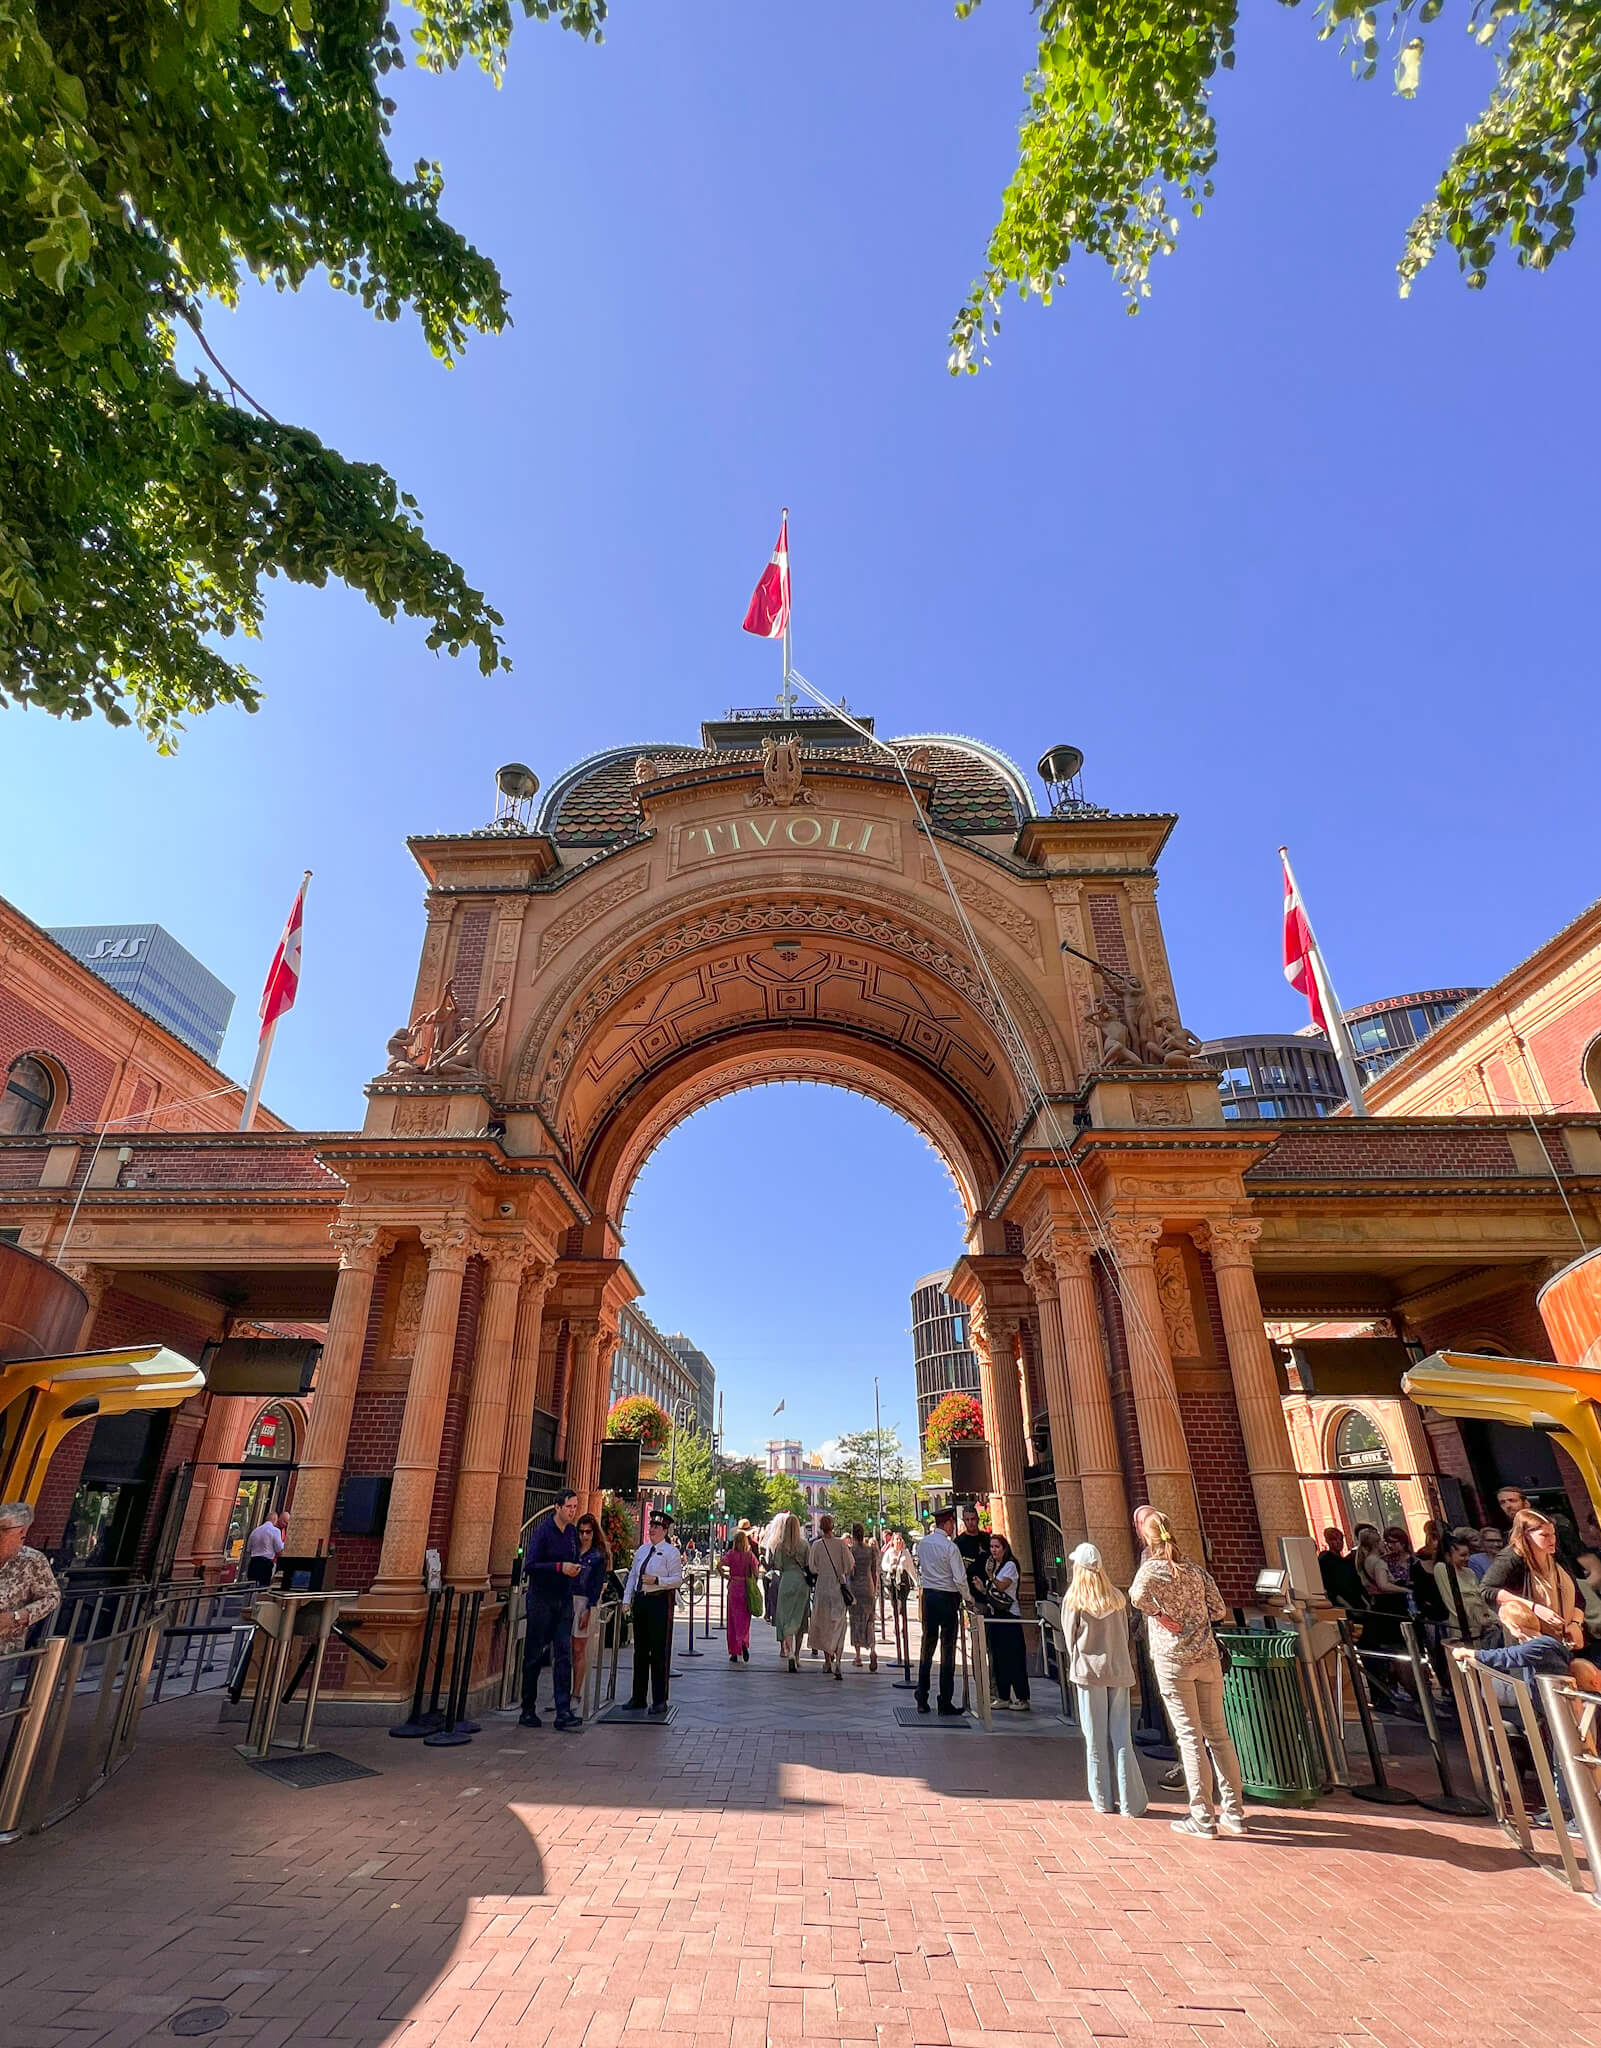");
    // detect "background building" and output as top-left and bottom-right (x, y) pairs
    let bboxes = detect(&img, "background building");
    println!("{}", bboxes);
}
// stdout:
(1204, 990), (1480, 1121)
(1345, 990), (1481, 1082)
(909, 1269), (981, 1440)
(1203, 1032), (1346, 1121)
(47, 923), (235, 1063)
(0, 894), (279, 1148)
(610, 1304), (700, 1424)
(765, 1438), (837, 1534)
(663, 1332), (716, 1440)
